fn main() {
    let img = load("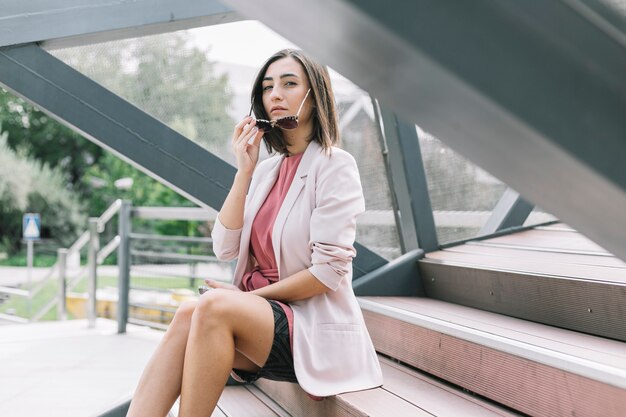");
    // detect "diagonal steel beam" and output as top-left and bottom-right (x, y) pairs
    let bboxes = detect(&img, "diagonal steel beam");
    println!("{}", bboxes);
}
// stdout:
(0, 43), (233, 209)
(223, 0), (626, 262)
(375, 102), (437, 253)
(478, 188), (534, 237)
(0, 0), (241, 50)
